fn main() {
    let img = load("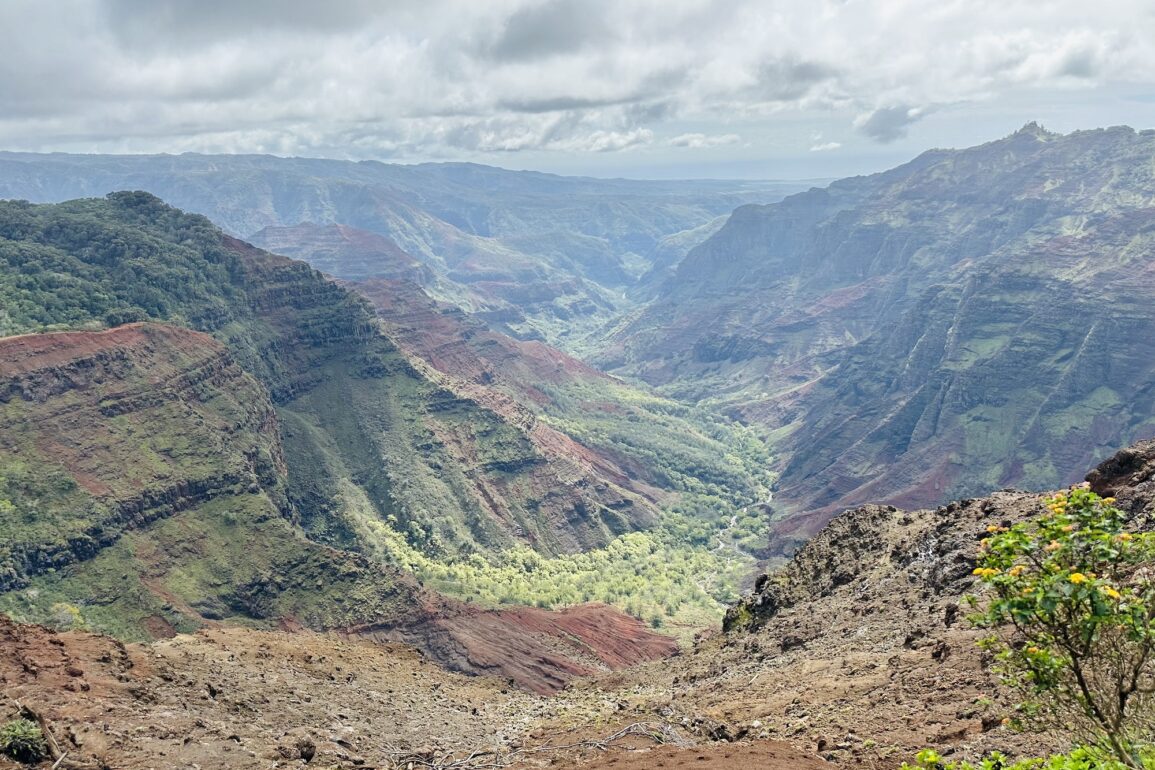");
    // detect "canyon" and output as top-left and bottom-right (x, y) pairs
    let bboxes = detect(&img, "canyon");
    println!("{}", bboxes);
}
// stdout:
(4, 125), (1155, 767)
